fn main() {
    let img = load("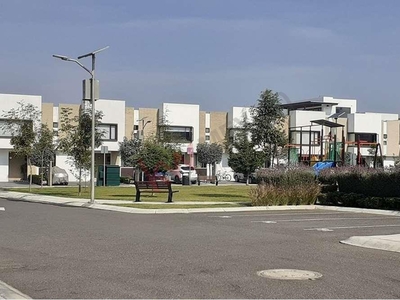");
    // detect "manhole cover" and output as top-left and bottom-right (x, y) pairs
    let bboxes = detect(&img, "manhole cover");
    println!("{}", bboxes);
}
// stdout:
(257, 269), (322, 280)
